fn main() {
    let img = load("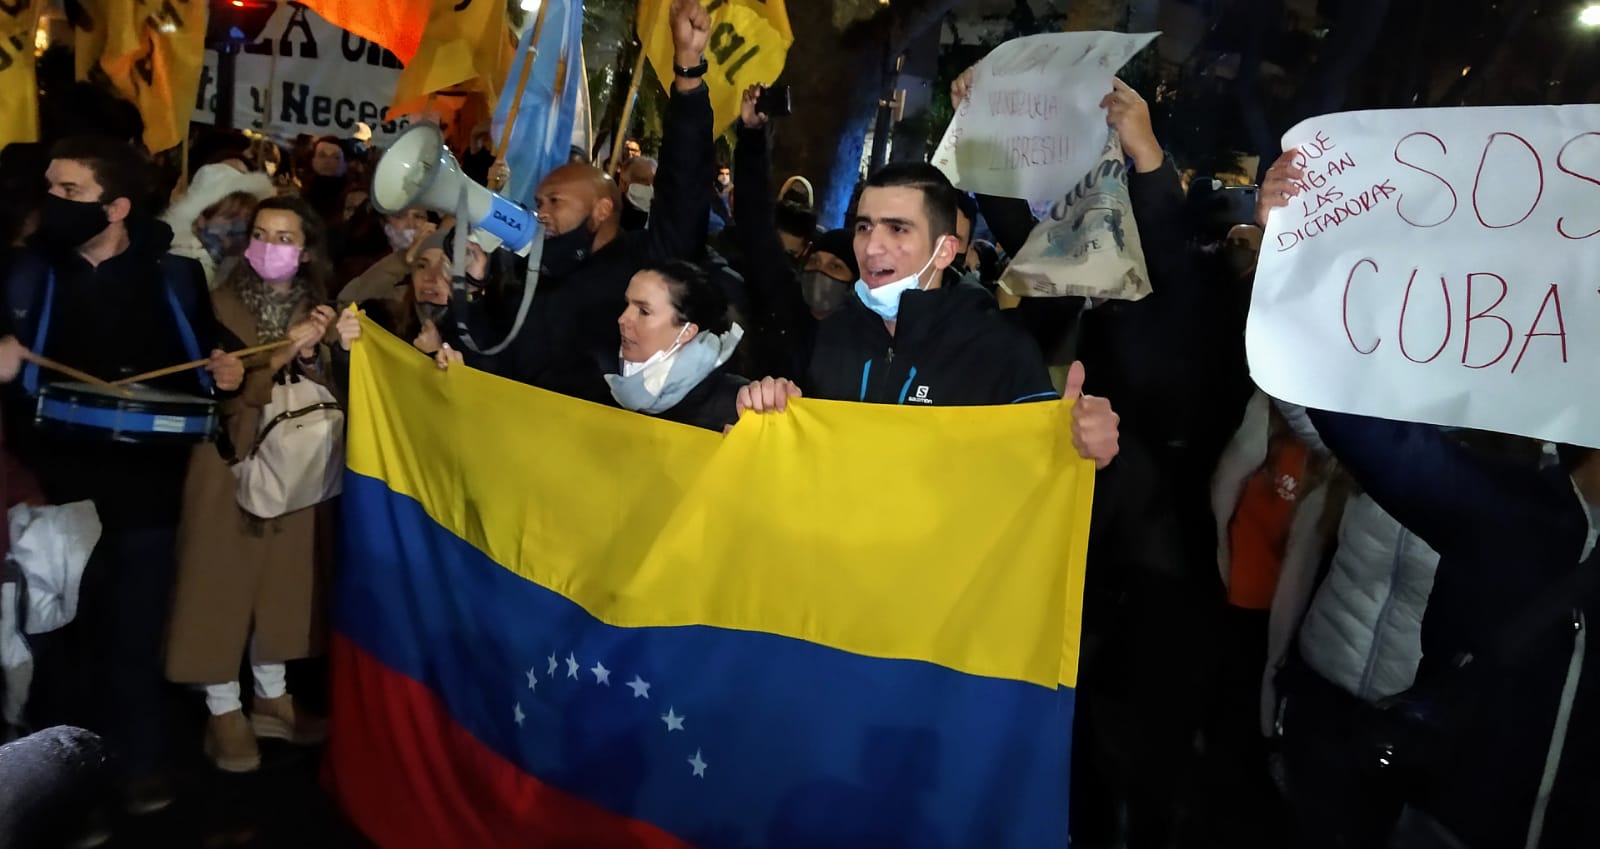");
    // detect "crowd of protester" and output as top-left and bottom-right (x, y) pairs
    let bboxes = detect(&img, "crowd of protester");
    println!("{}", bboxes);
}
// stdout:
(0, 3), (1595, 848)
